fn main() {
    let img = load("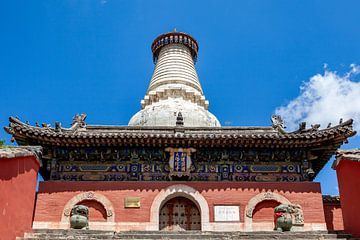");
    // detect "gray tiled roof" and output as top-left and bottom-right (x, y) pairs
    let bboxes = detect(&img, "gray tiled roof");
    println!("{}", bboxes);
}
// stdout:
(4, 116), (356, 148)
(0, 146), (42, 164)
(333, 149), (360, 169)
